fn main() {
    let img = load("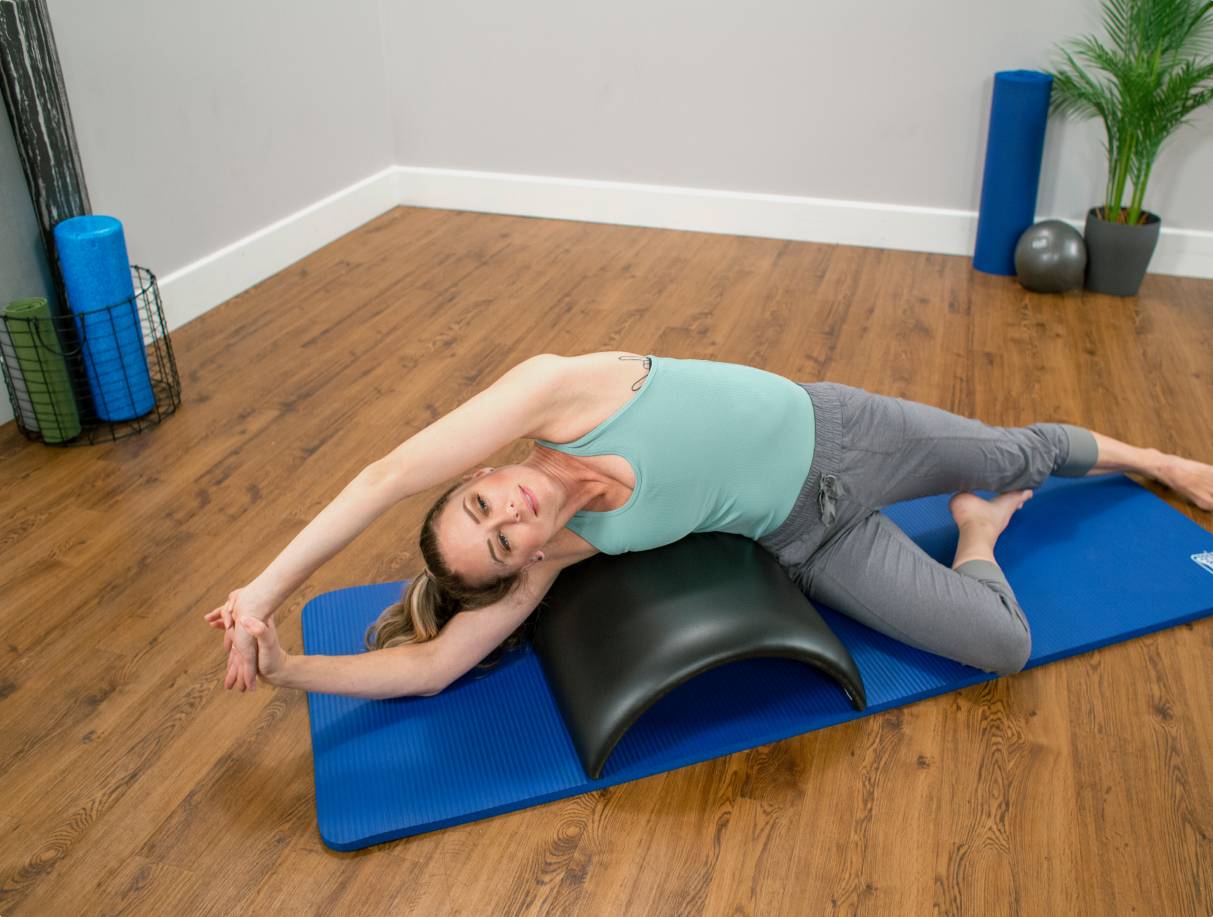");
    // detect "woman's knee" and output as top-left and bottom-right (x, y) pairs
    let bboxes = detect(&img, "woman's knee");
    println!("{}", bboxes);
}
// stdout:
(953, 560), (1033, 674)
(947, 582), (1032, 675)
(977, 619), (1032, 675)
